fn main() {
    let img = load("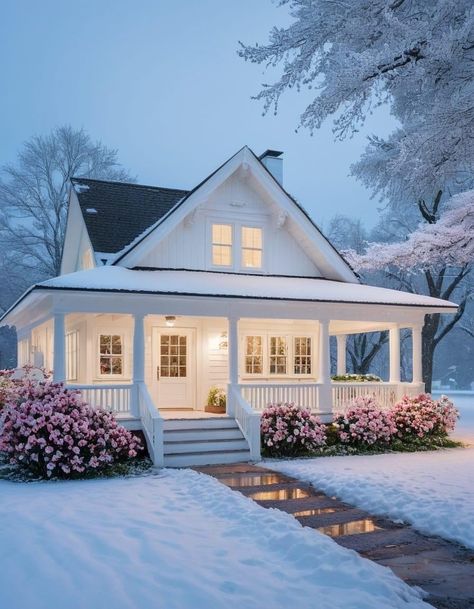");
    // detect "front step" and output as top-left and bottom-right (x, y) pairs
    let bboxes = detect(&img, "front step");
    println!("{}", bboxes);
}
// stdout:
(162, 417), (252, 467)
(164, 449), (252, 468)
